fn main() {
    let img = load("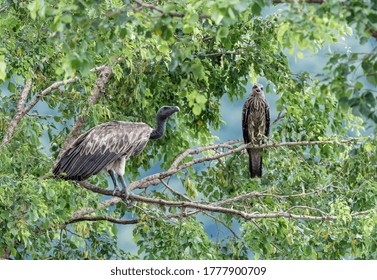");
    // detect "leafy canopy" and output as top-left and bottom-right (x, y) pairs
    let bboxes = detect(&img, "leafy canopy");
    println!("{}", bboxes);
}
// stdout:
(0, 0), (376, 260)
